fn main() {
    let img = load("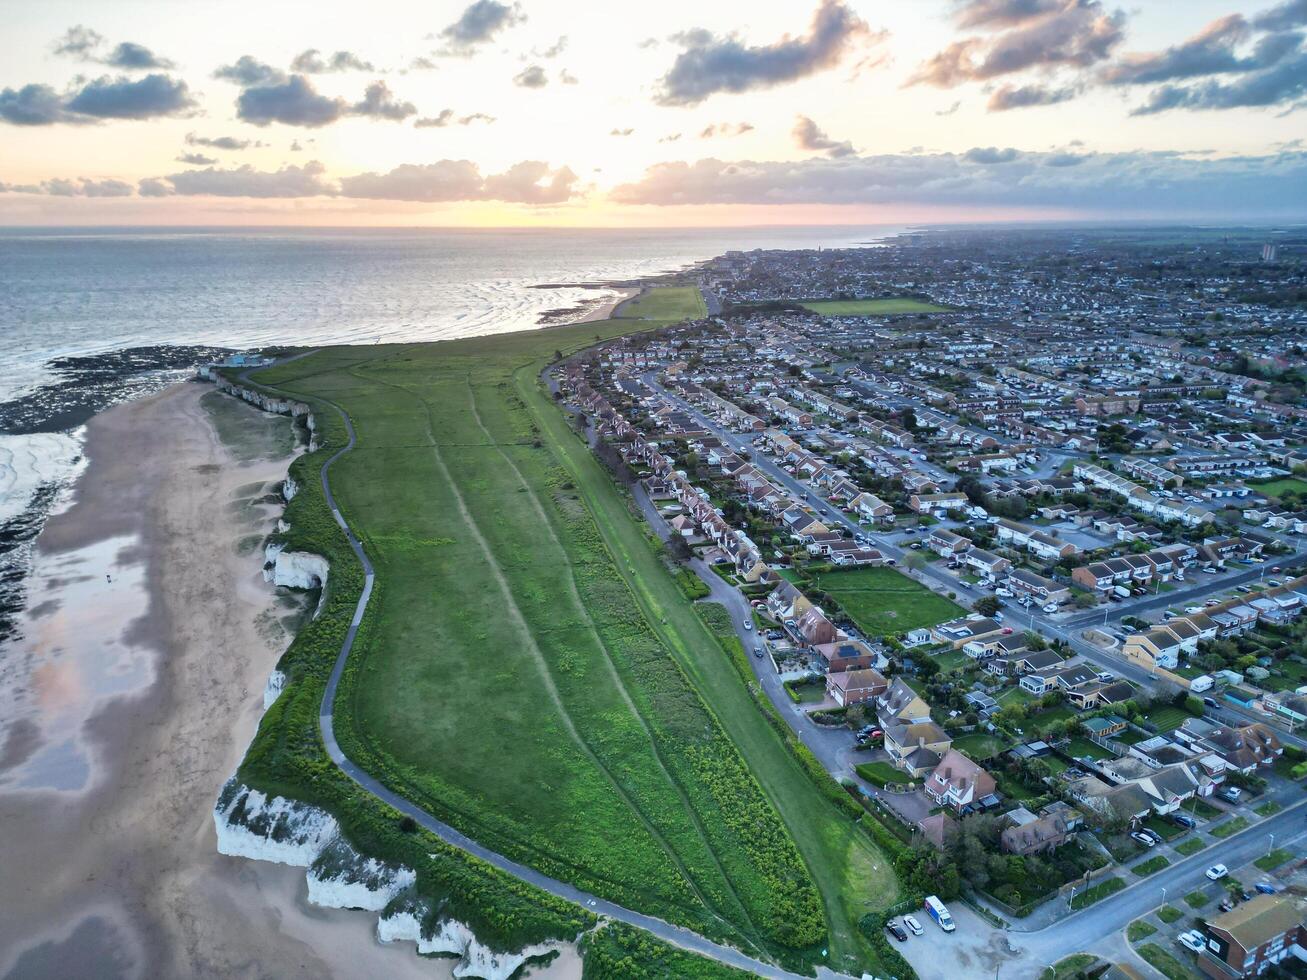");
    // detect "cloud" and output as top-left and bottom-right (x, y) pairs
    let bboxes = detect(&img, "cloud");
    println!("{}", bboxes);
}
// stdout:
(1045, 151), (1089, 166)
(659, 132), (683, 142)
(1101, 14), (1254, 85)
(186, 132), (264, 150)
(290, 140), (303, 151)
(910, 0), (1124, 86)
(610, 147), (1307, 217)
(52, 26), (175, 69)
(1, 175), (133, 196)
(611, 127), (635, 136)
(339, 159), (579, 203)
(104, 41), (175, 70)
(137, 177), (172, 197)
(64, 74), (195, 120)
(935, 100), (962, 115)
(415, 109), (456, 127)
(1130, 50), (1307, 113)
(987, 82), (1078, 109)
(699, 121), (754, 137)
(214, 55), (286, 87)
(1254, 0), (1307, 31)
(534, 36), (568, 58)
(237, 75), (346, 126)
(559, 68), (580, 84)
(158, 160), (333, 197)
(52, 25), (103, 58)
(439, 1), (525, 53)
(514, 64), (548, 87)
(963, 145), (1021, 163)
(351, 81), (416, 120)
(460, 111), (496, 124)
(792, 115), (855, 157)
(291, 49), (376, 73)
(410, 56), (439, 70)
(177, 151), (218, 165)
(0, 84), (87, 125)
(656, 0), (877, 106)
